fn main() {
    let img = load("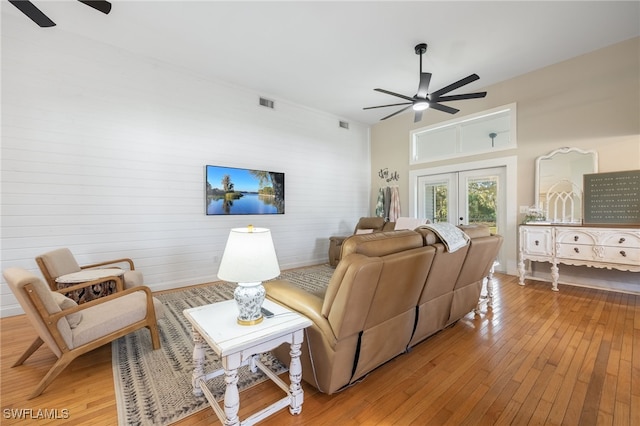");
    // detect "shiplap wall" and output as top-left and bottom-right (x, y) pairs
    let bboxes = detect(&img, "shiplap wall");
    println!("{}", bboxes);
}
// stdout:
(1, 15), (371, 317)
